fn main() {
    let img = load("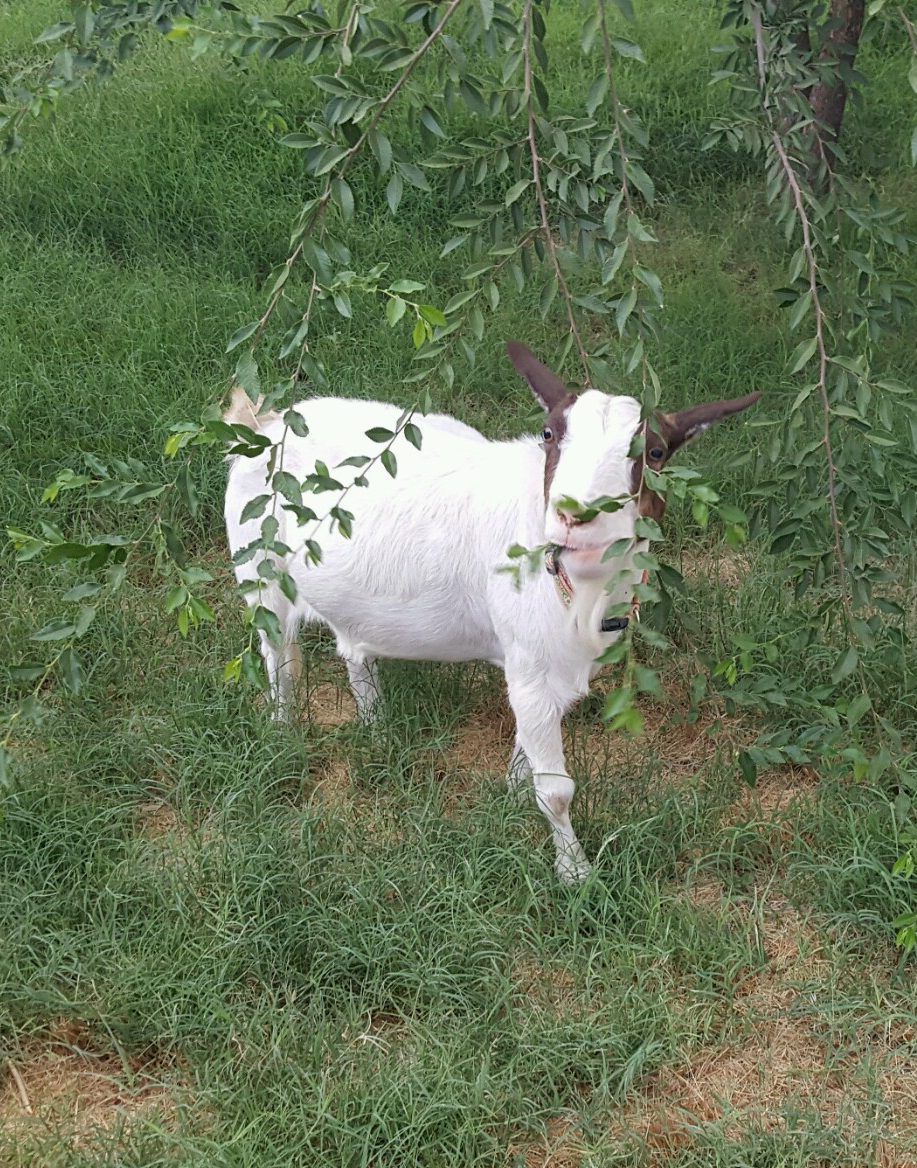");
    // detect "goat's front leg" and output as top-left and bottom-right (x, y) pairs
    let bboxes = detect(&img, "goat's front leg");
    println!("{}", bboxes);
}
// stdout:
(341, 650), (382, 723)
(505, 670), (592, 884)
(506, 740), (532, 794)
